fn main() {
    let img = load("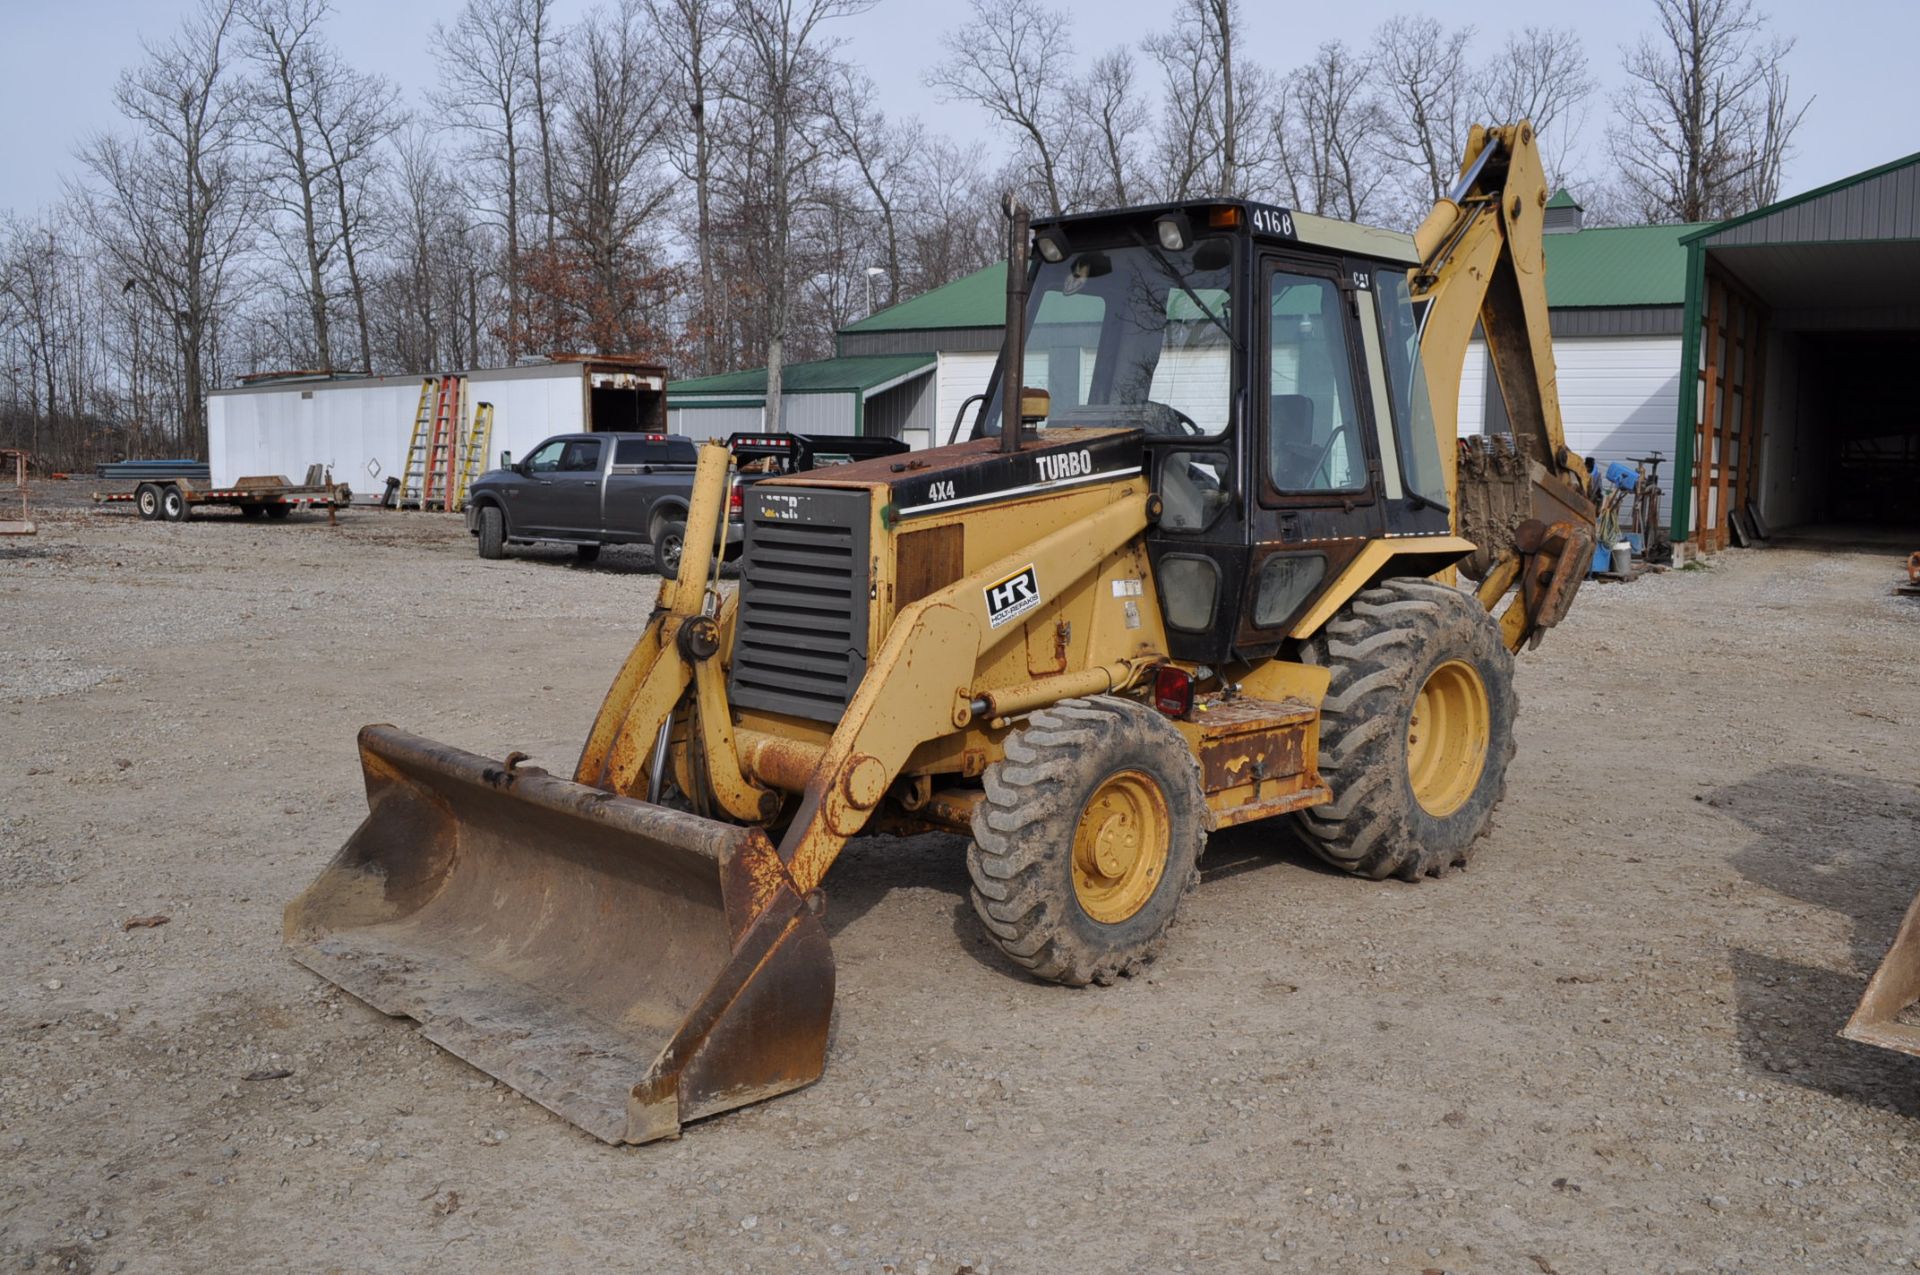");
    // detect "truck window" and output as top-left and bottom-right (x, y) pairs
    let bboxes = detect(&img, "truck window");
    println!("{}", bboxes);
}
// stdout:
(526, 440), (568, 473)
(558, 439), (603, 472)
(665, 437), (698, 464)
(614, 439), (657, 465)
